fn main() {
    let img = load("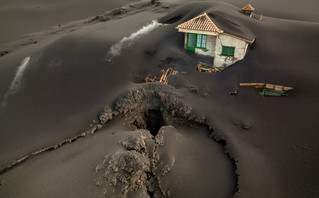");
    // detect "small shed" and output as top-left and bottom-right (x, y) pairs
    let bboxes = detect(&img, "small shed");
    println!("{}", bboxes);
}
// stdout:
(176, 13), (255, 68)
(242, 4), (255, 15)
